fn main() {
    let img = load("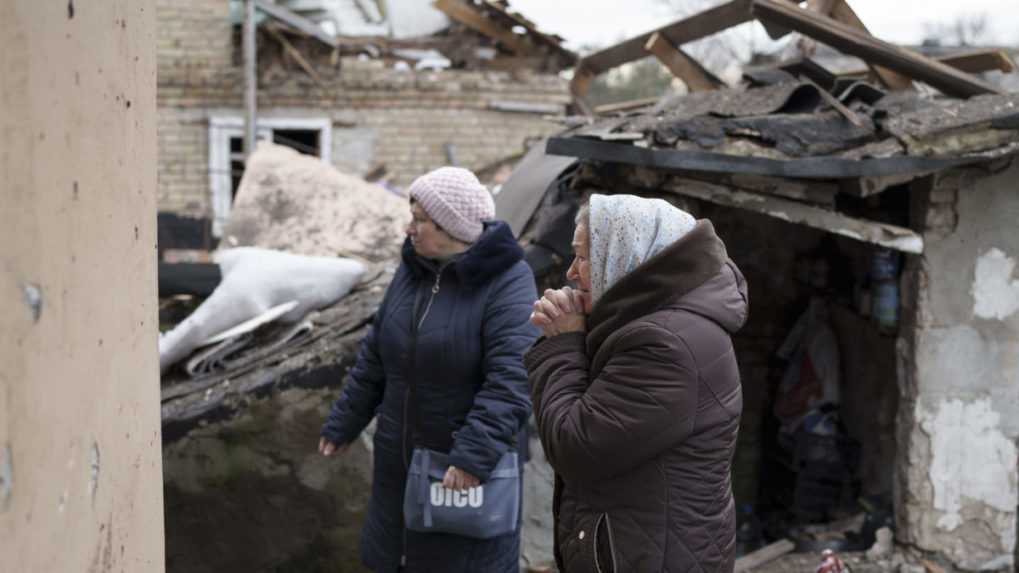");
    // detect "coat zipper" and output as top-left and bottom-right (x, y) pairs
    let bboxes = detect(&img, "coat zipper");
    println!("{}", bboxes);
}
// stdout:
(400, 262), (448, 569)
(402, 262), (448, 468)
(417, 262), (447, 329)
